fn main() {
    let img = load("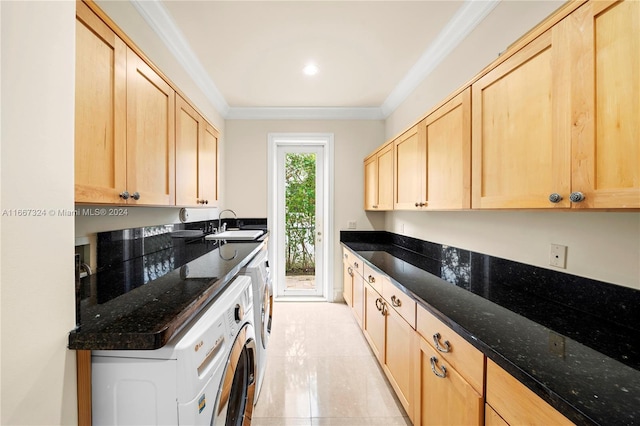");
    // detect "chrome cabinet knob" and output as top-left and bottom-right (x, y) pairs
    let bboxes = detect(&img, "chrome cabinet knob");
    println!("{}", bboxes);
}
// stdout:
(391, 295), (402, 307)
(368, 275), (375, 283)
(415, 202), (420, 207)
(131, 192), (140, 200)
(548, 193), (563, 203)
(119, 191), (130, 200)
(372, 205), (378, 209)
(570, 192), (585, 202)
